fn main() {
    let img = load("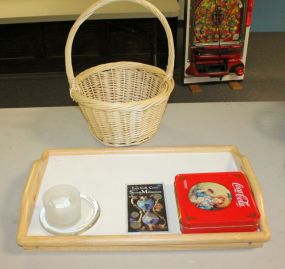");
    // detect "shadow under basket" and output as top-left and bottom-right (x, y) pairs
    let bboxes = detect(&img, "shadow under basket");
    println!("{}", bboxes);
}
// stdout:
(71, 62), (174, 146)
(65, 0), (175, 147)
